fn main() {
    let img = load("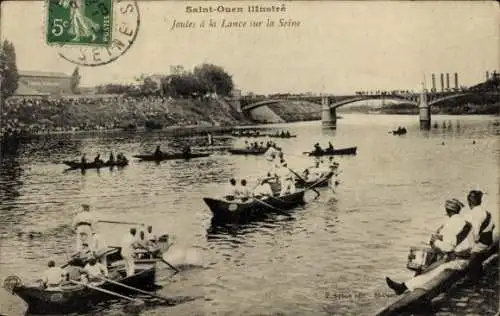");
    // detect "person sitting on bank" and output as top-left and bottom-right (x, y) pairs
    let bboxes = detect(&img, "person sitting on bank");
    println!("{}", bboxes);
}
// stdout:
(225, 178), (240, 201)
(254, 179), (274, 199)
(385, 199), (474, 295)
(83, 256), (108, 284)
(461, 190), (497, 283)
(42, 260), (65, 289)
(238, 179), (252, 201)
